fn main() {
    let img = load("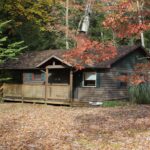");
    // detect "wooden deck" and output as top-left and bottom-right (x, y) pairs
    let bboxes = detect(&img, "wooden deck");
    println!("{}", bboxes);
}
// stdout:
(2, 97), (71, 105)
(2, 97), (92, 107)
